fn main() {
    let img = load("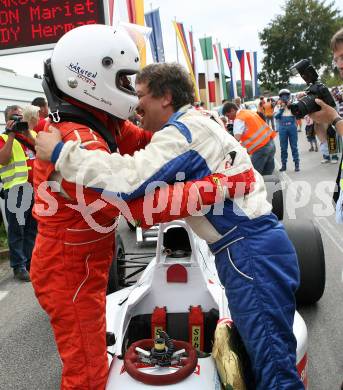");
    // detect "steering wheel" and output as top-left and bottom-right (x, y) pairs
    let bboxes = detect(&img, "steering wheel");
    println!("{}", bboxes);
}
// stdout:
(124, 339), (198, 386)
